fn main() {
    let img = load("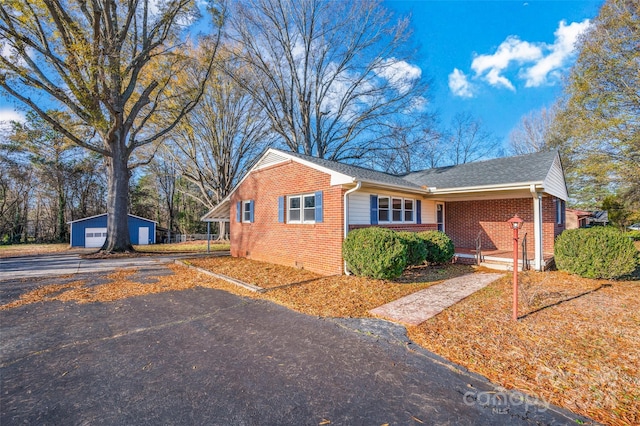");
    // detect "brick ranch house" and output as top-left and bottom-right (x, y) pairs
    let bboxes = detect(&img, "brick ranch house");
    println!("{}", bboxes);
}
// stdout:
(202, 148), (567, 276)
